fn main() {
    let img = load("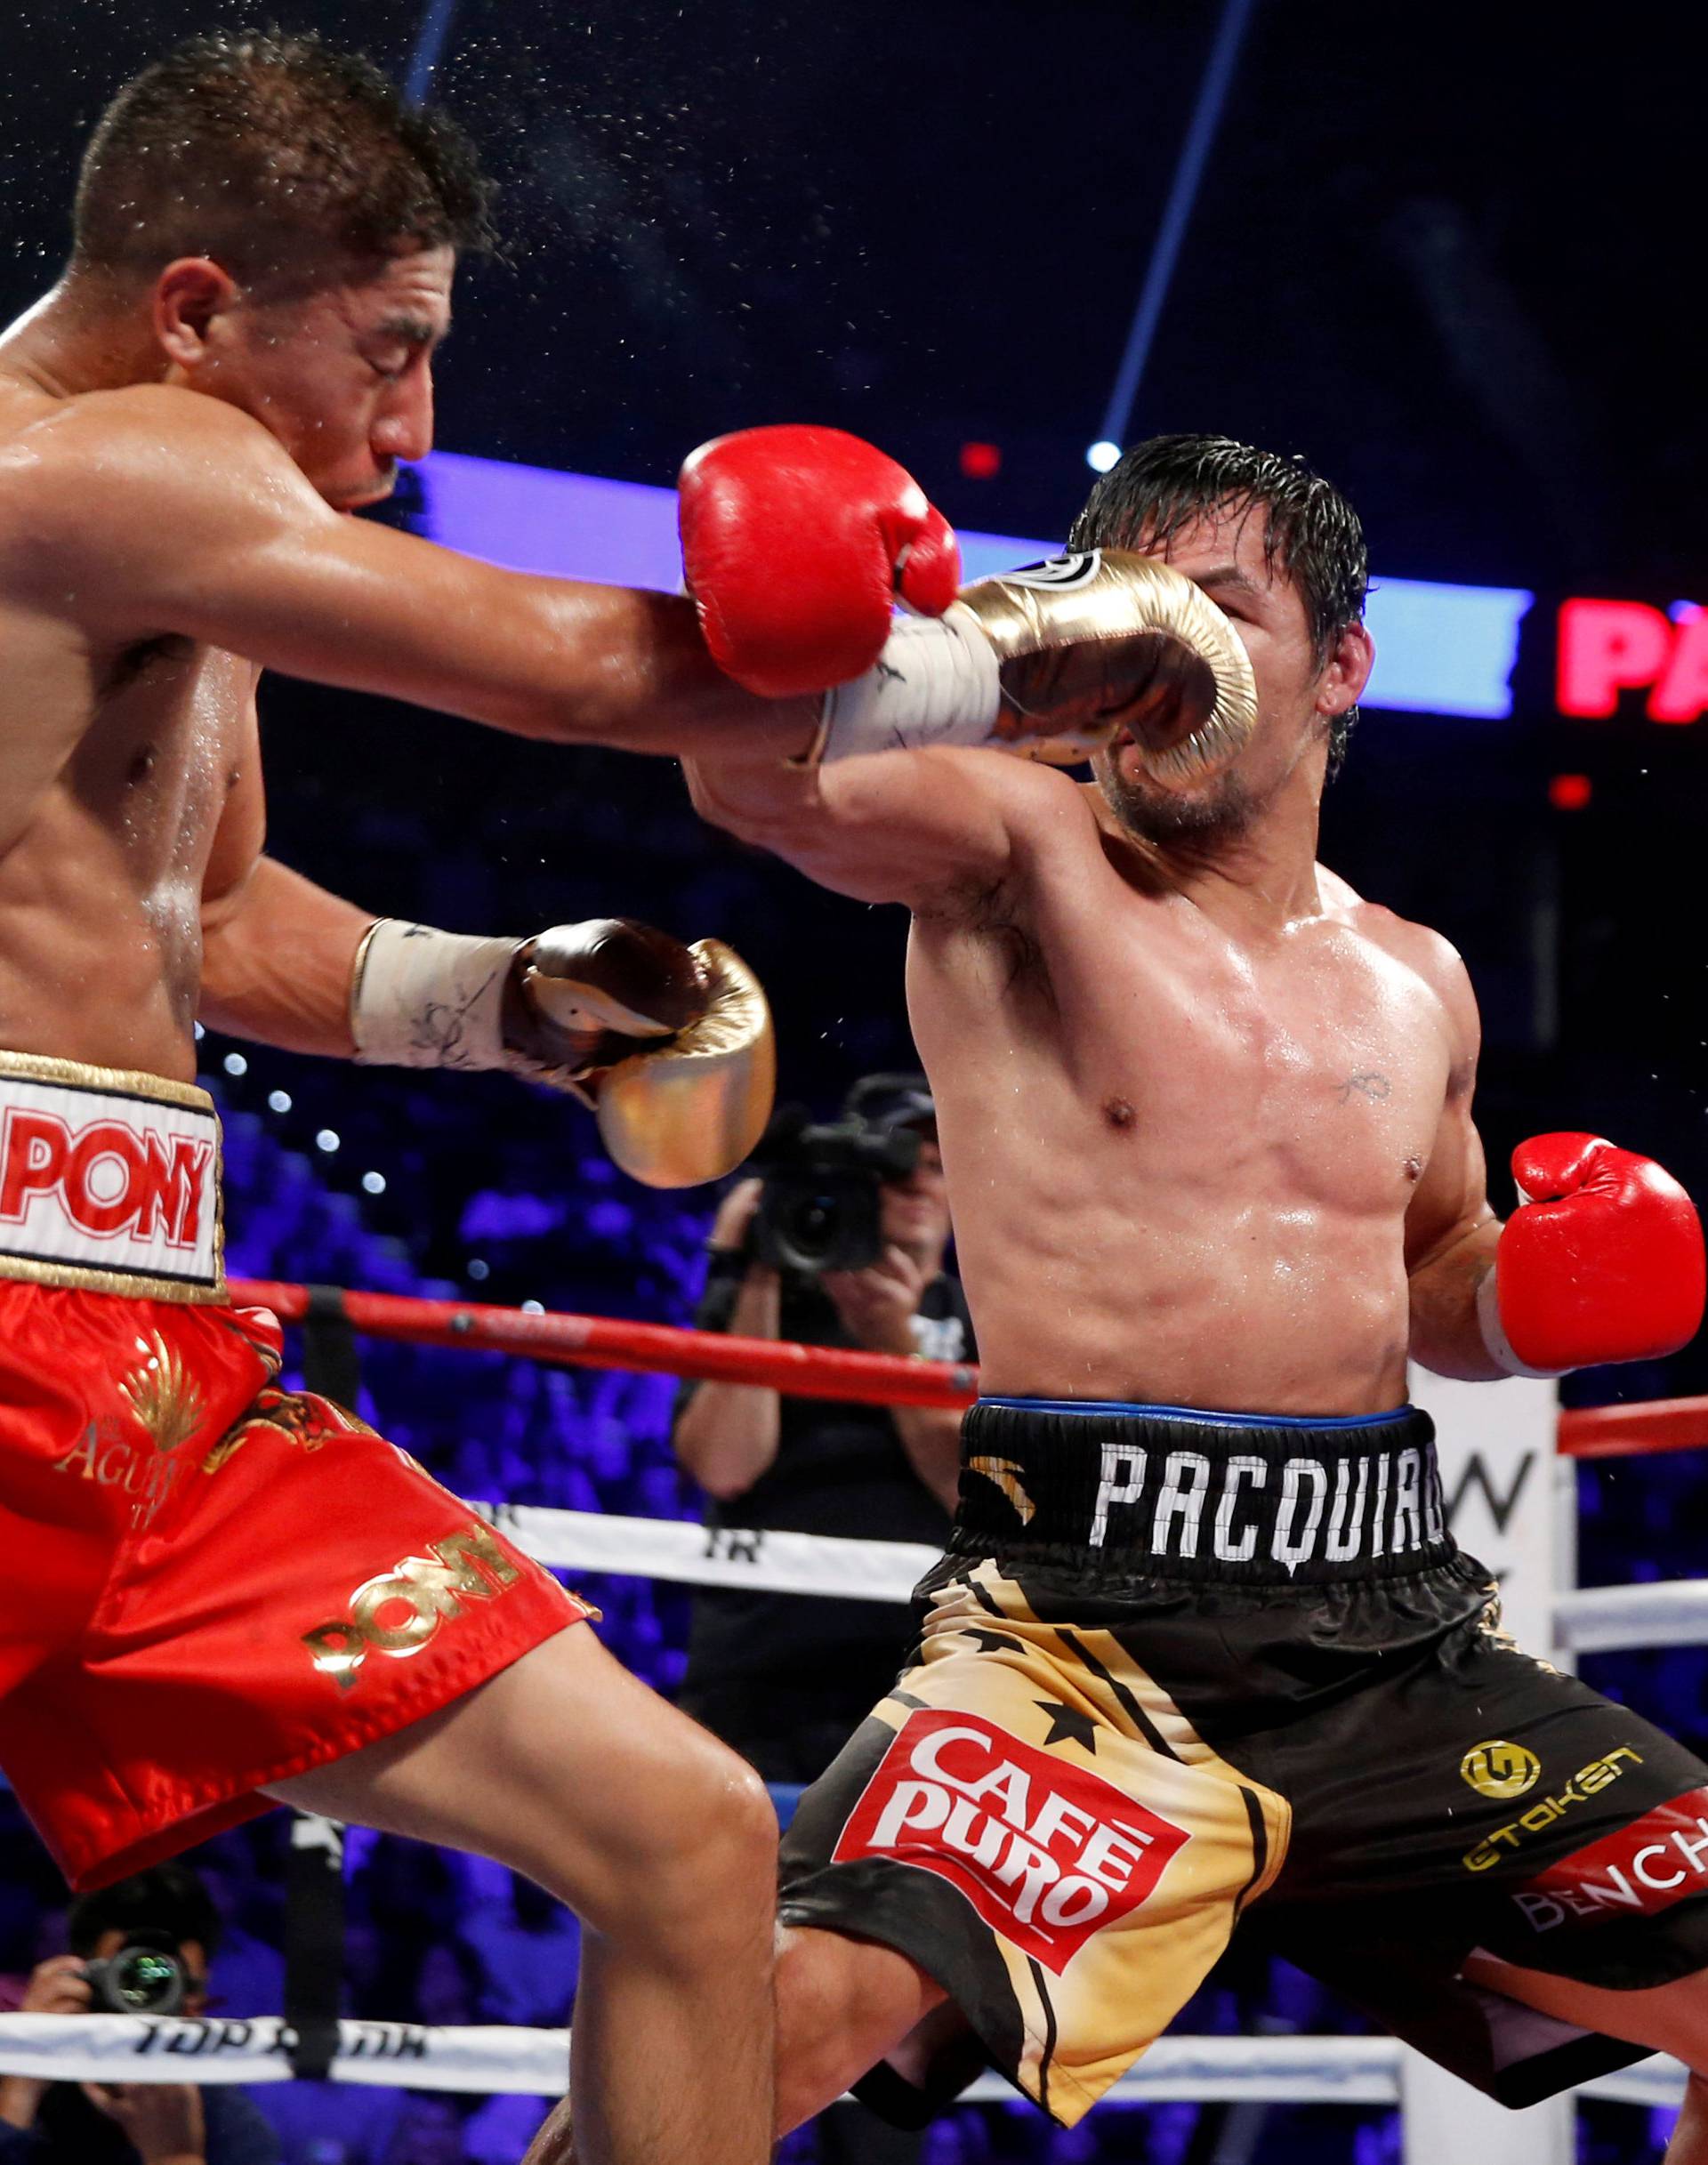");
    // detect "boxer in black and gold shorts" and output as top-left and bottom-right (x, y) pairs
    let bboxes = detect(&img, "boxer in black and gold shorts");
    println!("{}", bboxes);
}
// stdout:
(779, 1398), (1708, 2128)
